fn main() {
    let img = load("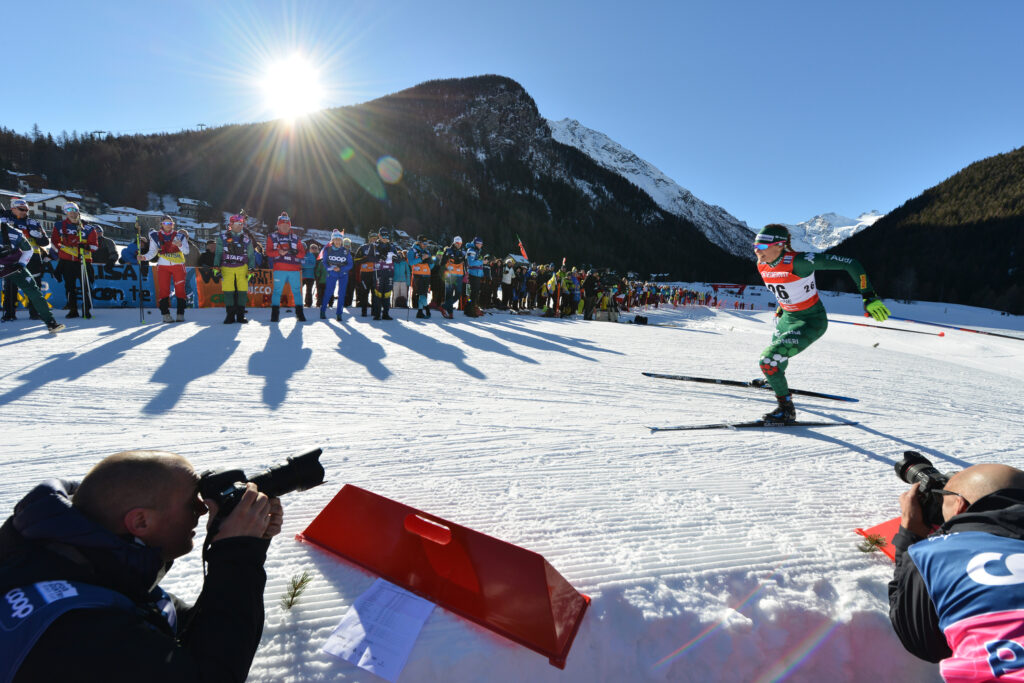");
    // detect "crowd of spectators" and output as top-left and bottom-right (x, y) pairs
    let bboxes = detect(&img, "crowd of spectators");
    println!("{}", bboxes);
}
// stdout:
(4, 202), (758, 323)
